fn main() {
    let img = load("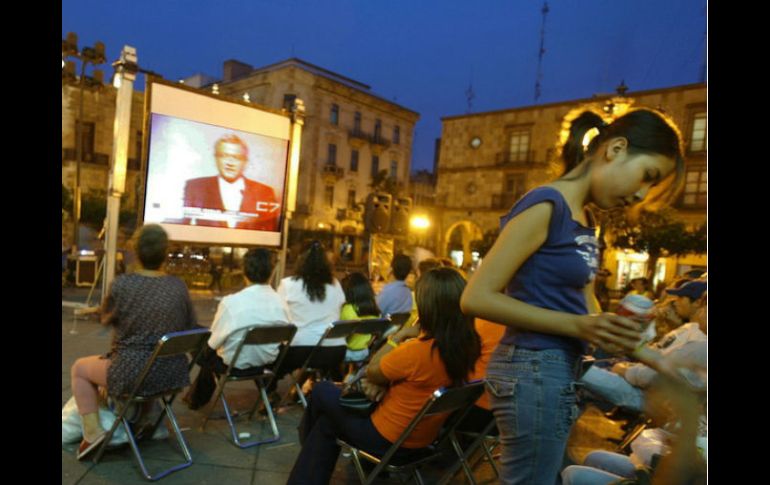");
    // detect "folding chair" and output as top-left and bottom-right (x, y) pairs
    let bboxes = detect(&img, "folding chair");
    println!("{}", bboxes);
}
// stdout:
(343, 317), (394, 368)
(337, 380), (486, 485)
(437, 416), (500, 485)
(369, 312), (411, 352)
(291, 319), (387, 409)
(201, 324), (297, 448)
(93, 327), (211, 481)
